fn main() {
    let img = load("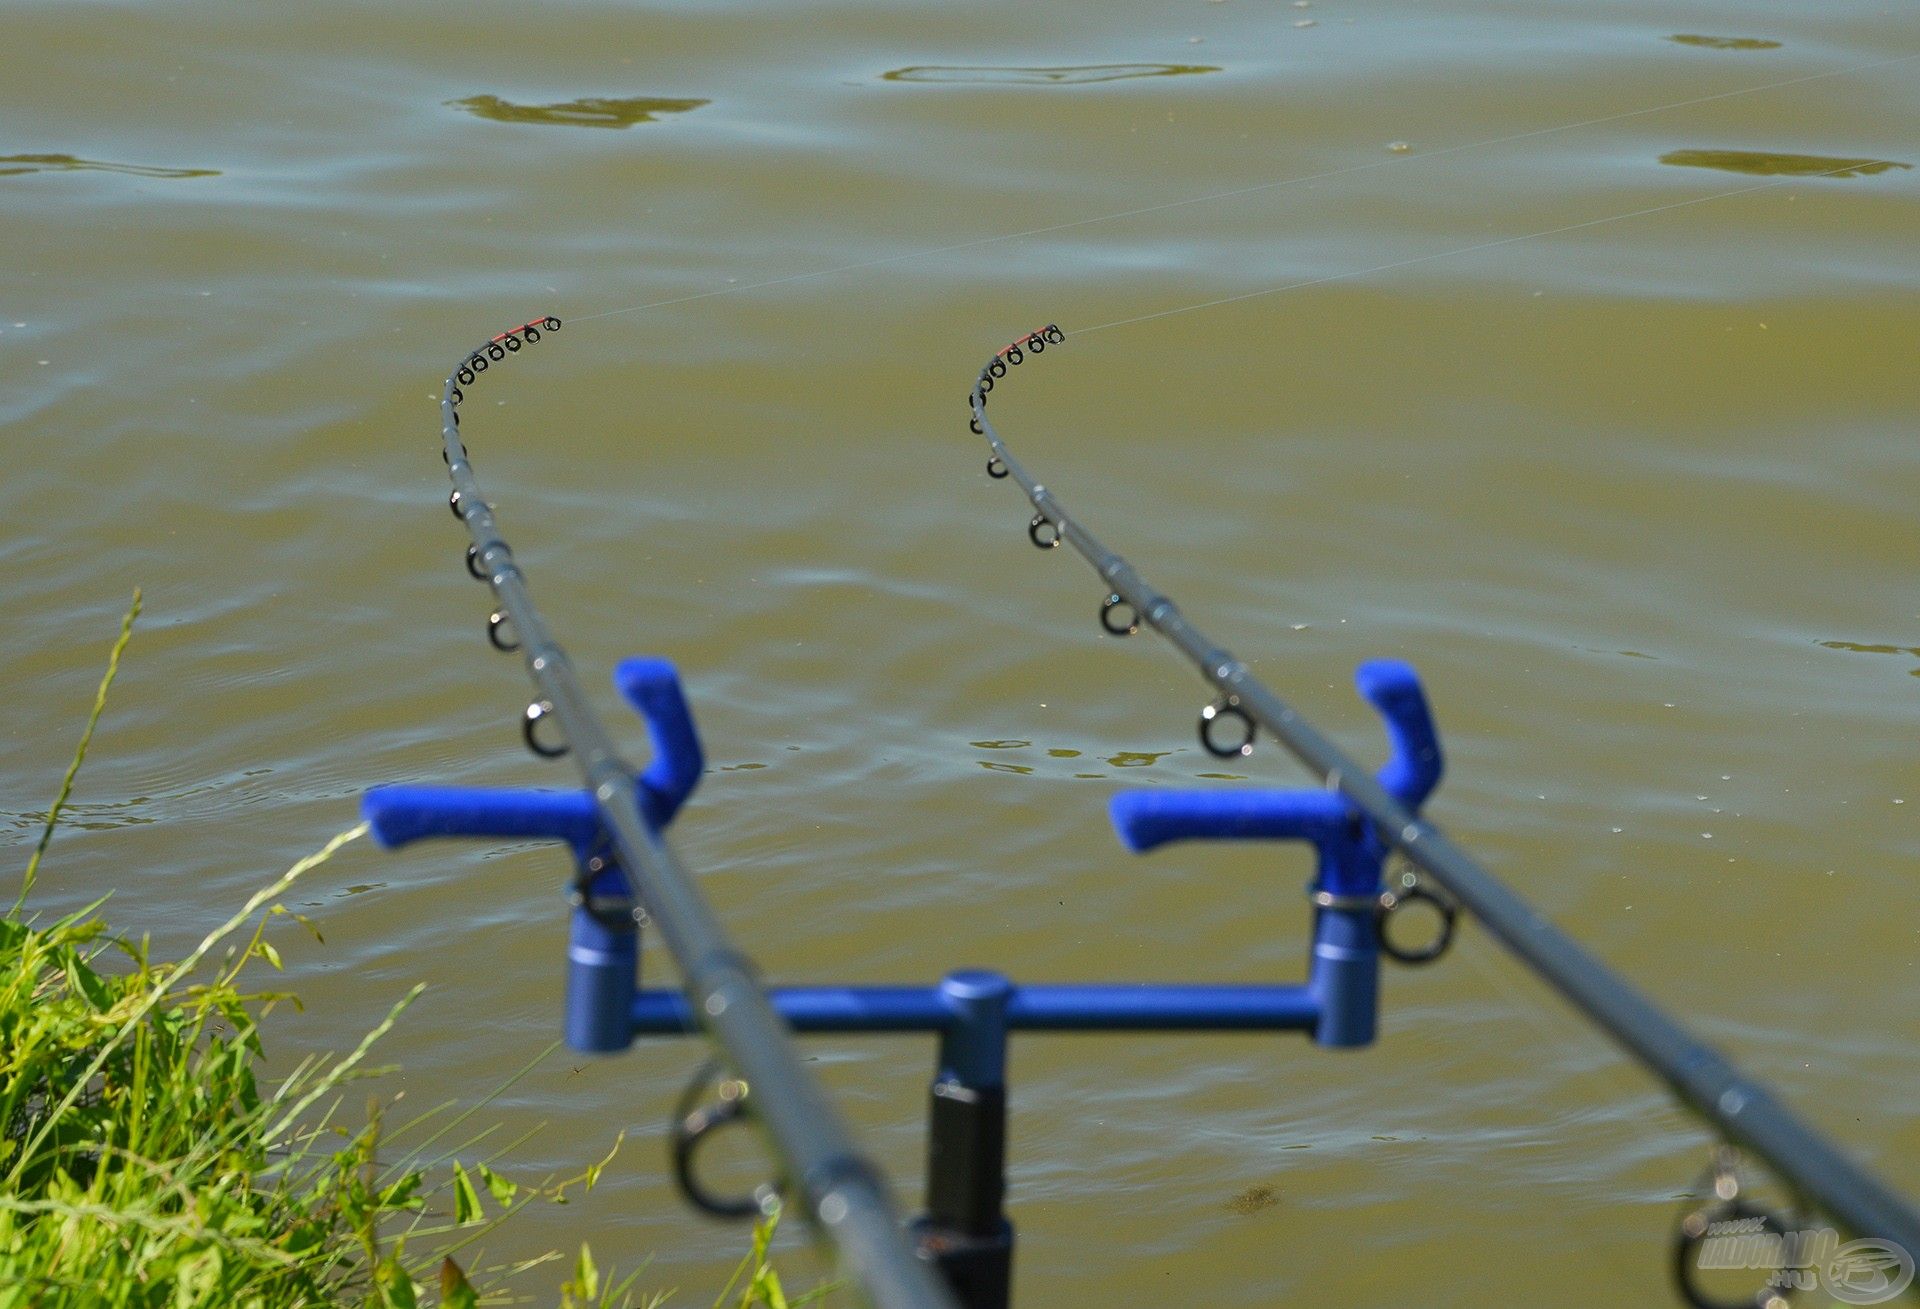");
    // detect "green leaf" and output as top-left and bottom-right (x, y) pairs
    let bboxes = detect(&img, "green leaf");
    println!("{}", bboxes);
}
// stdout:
(478, 1161), (518, 1207)
(440, 1257), (480, 1309)
(255, 940), (282, 971)
(451, 1161), (484, 1225)
(574, 1242), (600, 1300)
(378, 1171), (425, 1211)
(374, 1255), (419, 1309)
(64, 954), (112, 1011)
